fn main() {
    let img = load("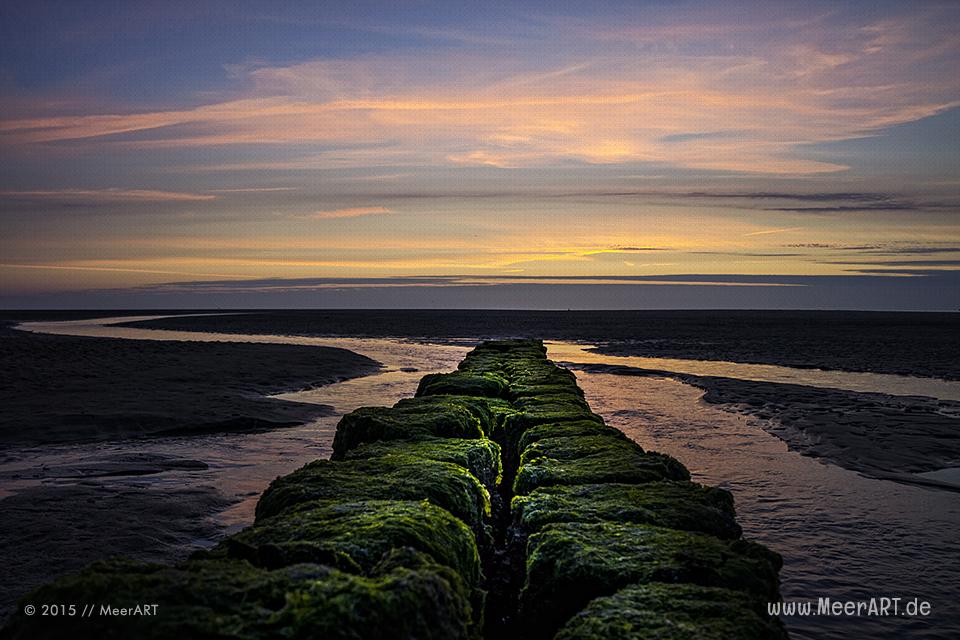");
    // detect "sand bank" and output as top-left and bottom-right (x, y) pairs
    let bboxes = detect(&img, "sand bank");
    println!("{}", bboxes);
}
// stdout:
(0, 324), (379, 448)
